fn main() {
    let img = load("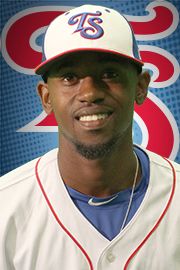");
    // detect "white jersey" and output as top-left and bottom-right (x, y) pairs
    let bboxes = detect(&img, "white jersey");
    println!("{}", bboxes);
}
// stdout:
(0, 147), (180, 270)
